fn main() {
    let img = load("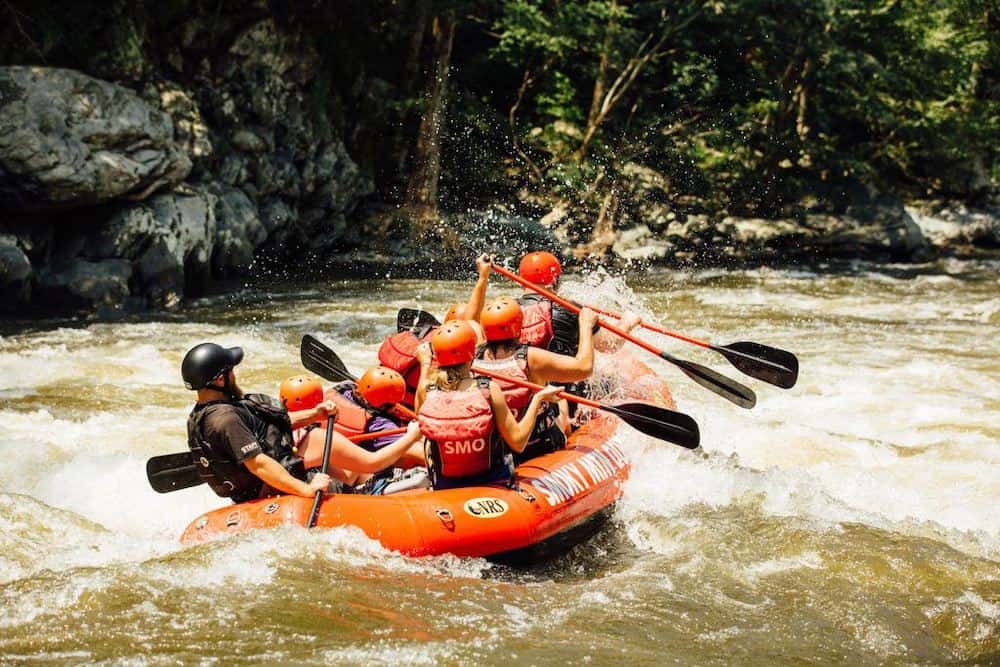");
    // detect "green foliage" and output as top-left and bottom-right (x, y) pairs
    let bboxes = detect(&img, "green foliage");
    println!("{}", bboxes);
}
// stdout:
(1, 0), (995, 218)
